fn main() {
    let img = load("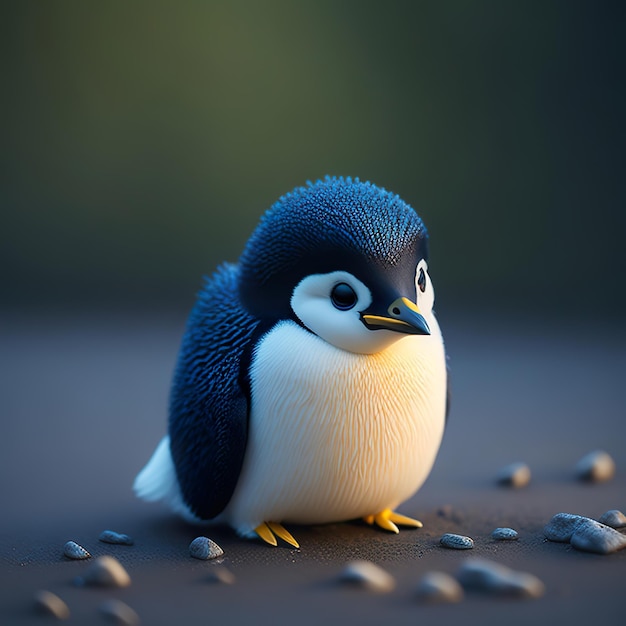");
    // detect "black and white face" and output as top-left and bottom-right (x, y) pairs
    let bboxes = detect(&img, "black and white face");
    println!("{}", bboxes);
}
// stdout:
(290, 260), (435, 355)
